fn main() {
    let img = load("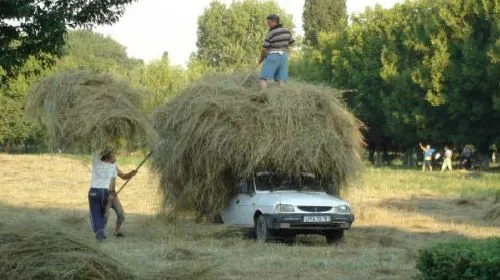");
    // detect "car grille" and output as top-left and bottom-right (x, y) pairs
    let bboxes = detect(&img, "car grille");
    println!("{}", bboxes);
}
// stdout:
(297, 206), (332, 212)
